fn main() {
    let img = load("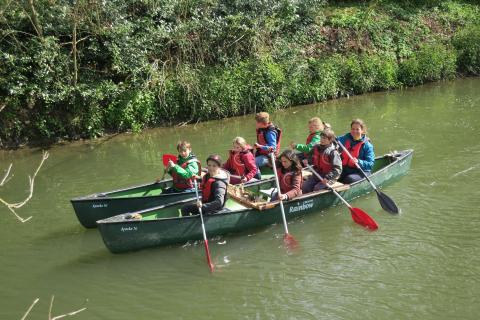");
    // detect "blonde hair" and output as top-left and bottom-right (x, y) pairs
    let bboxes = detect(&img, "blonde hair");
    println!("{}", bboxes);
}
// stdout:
(308, 117), (325, 131)
(176, 140), (191, 152)
(232, 136), (247, 148)
(255, 112), (270, 124)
